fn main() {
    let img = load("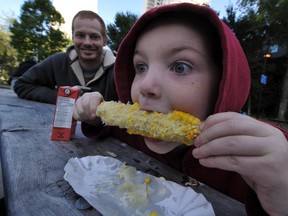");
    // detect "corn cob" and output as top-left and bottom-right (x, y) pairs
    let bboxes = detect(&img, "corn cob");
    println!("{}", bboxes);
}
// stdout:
(96, 101), (201, 146)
